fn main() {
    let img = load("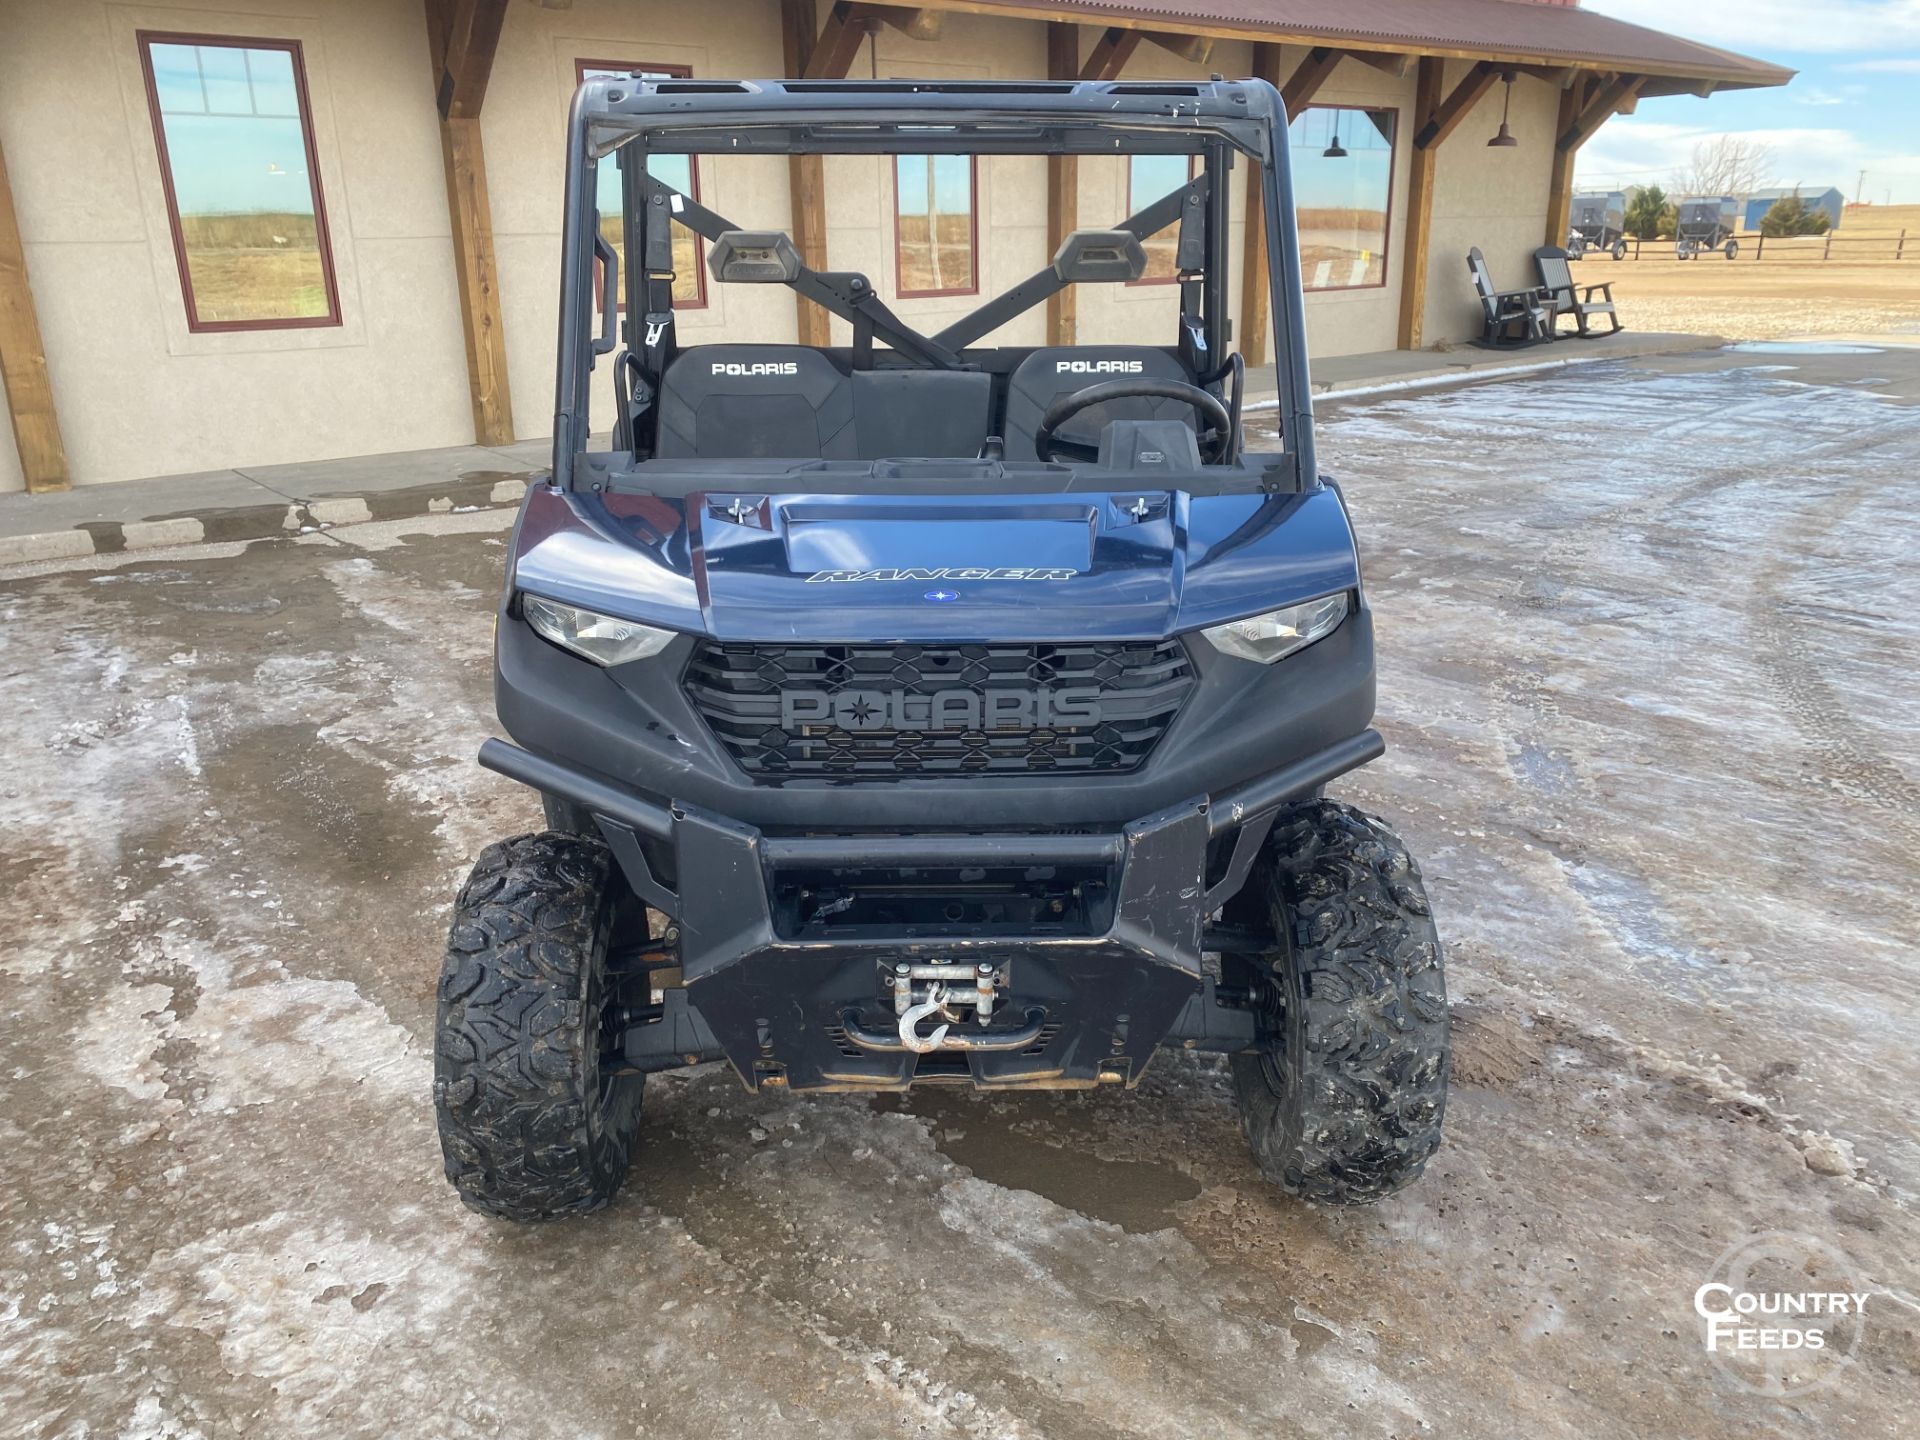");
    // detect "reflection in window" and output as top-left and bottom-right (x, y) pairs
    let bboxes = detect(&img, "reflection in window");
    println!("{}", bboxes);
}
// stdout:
(895, 155), (977, 296)
(1289, 106), (1395, 291)
(1127, 154), (1196, 283)
(140, 35), (338, 329)
(578, 63), (705, 308)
